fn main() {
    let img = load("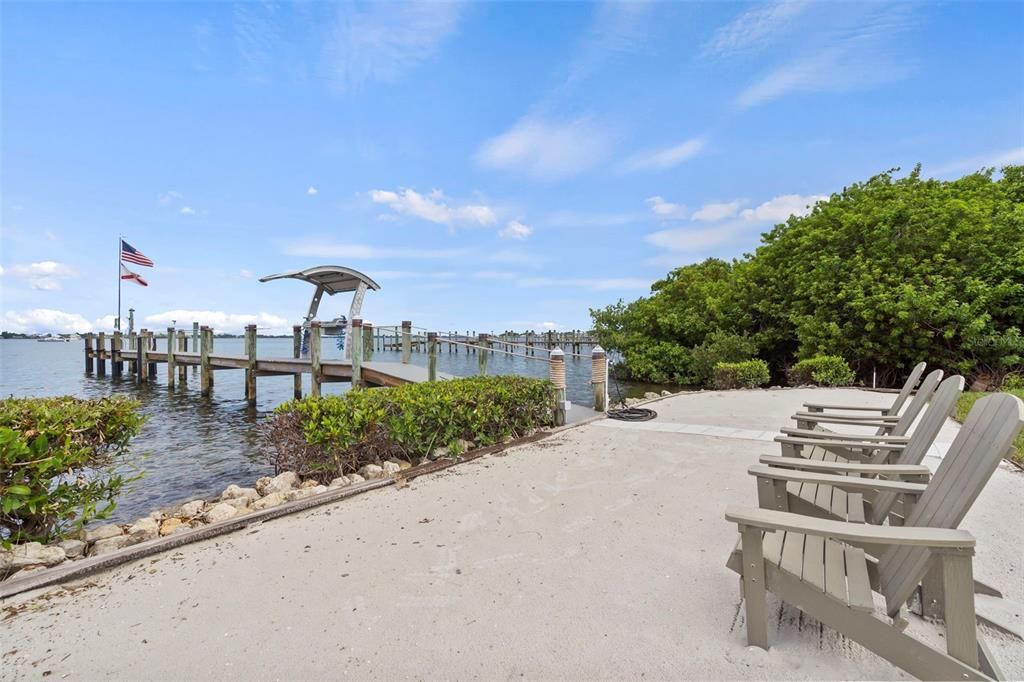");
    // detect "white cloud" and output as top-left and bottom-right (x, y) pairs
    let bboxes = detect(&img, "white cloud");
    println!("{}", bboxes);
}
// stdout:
(566, 0), (656, 85)
(692, 201), (741, 222)
(1, 261), (77, 291)
(180, 206), (197, 215)
(369, 188), (497, 227)
(307, 186), (319, 196)
(645, 196), (687, 220)
(543, 210), (643, 228)
(283, 239), (470, 260)
(323, 1), (463, 90)
(471, 270), (516, 280)
(927, 146), (1024, 178)
(488, 249), (536, 265)
(621, 137), (705, 173)
(646, 224), (742, 253)
(517, 277), (650, 291)
(739, 193), (826, 223)
(476, 116), (613, 181)
(144, 310), (291, 335)
(2, 308), (94, 334)
(704, 1), (811, 55)
(499, 220), (533, 240)
(157, 190), (181, 206)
